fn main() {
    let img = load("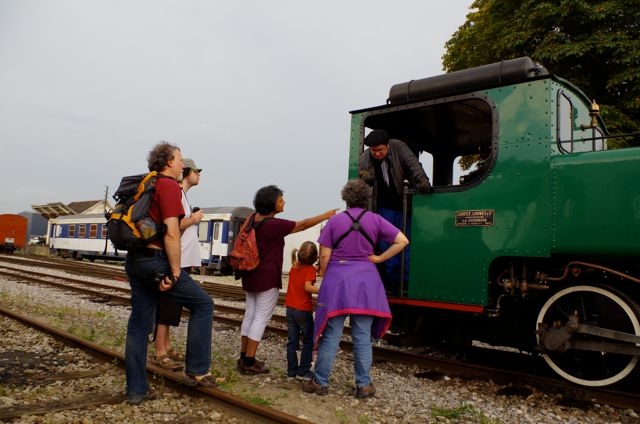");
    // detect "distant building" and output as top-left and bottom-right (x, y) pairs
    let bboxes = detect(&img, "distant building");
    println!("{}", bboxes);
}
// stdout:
(31, 200), (111, 219)
(31, 200), (113, 244)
